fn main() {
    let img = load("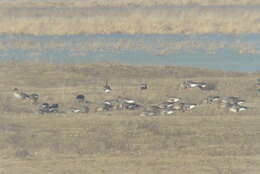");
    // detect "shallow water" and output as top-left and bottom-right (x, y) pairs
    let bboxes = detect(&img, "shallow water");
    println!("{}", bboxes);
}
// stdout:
(0, 34), (259, 72)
